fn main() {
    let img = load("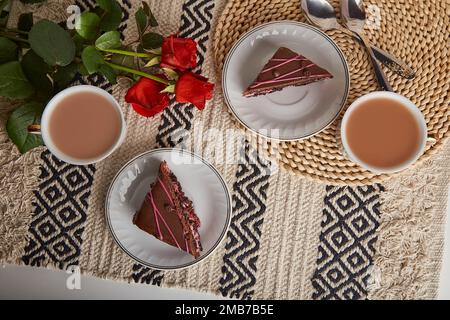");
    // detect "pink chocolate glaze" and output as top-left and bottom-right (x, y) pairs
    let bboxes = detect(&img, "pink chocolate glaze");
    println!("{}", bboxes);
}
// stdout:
(254, 74), (332, 87)
(146, 191), (163, 240)
(159, 175), (190, 252)
(249, 63), (316, 88)
(158, 177), (174, 205)
(261, 55), (307, 73)
(147, 192), (182, 249)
